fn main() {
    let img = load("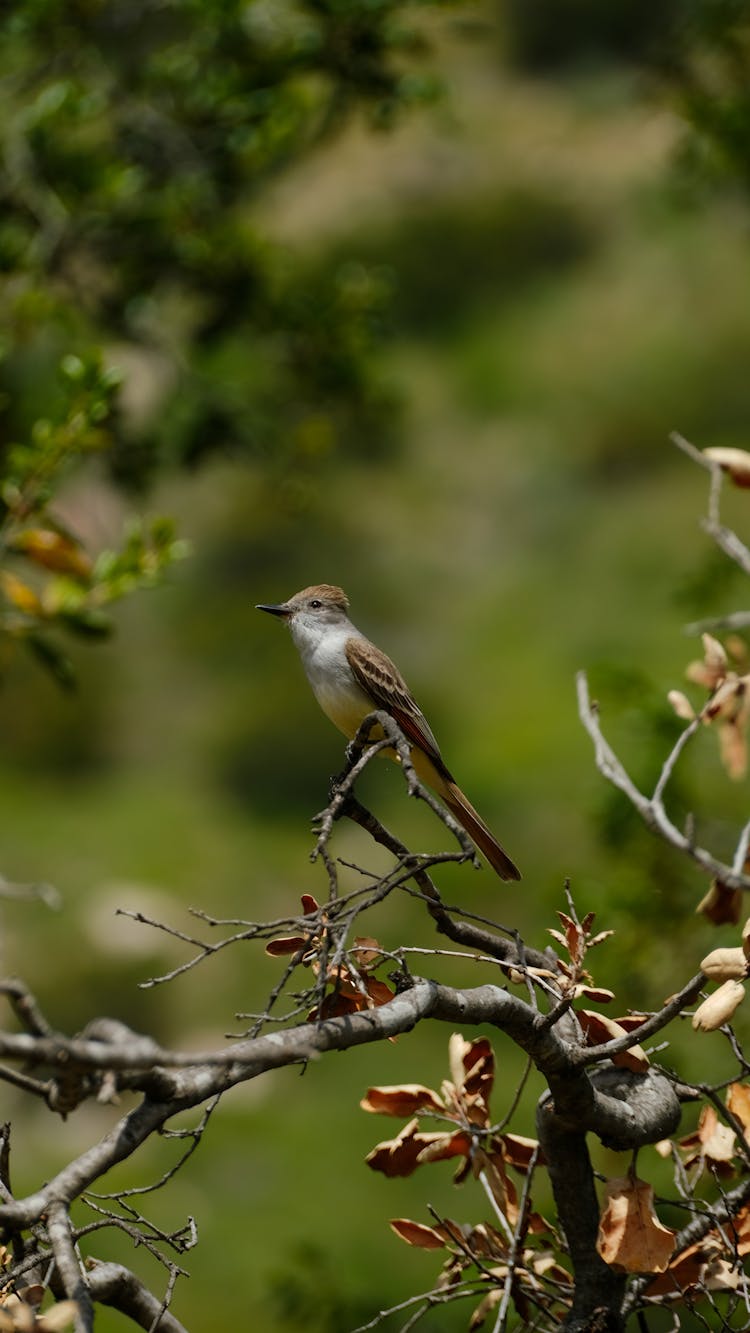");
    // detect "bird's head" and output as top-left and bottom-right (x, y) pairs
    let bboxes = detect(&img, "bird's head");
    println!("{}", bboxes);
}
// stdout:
(256, 584), (351, 639)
